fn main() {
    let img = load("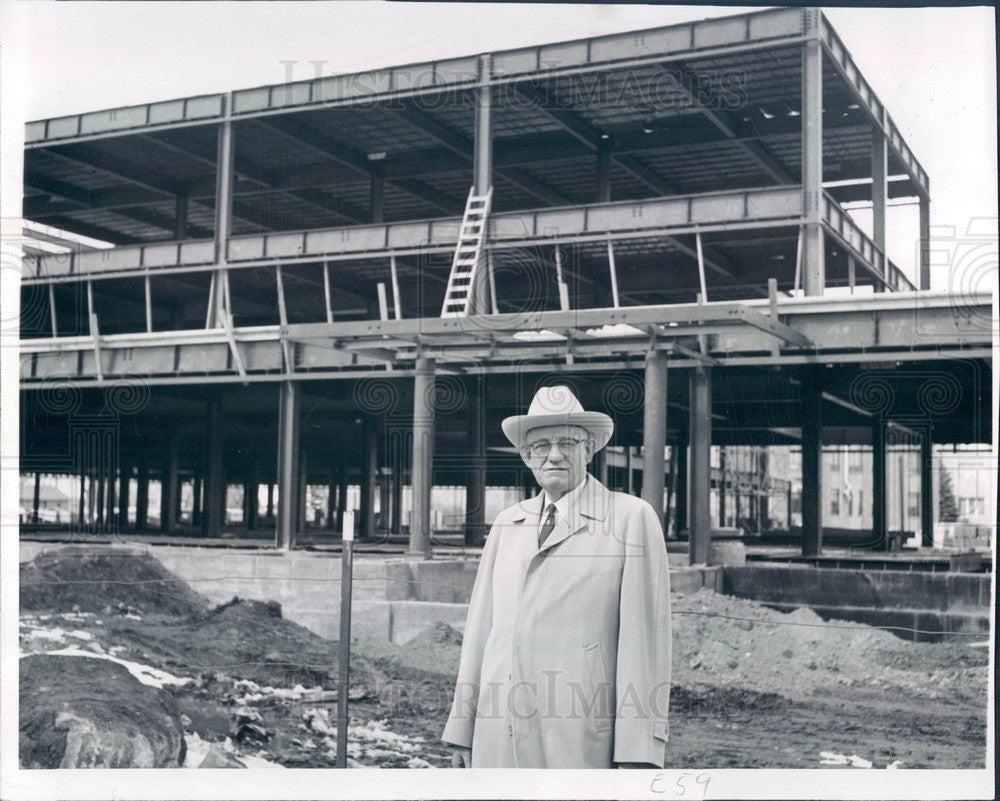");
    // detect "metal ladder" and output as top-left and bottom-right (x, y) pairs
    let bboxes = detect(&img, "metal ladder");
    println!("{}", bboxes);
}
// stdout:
(440, 187), (493, 317)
